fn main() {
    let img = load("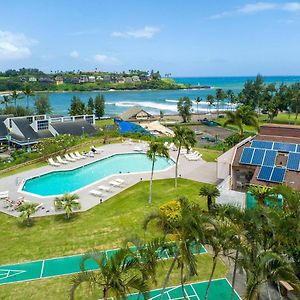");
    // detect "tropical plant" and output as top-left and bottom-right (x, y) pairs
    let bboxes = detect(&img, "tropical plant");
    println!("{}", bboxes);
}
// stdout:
(173, 126), (196, 188)
(215, 88), (225, 117)
(34, 94), (52, 114)
(146, 141), (169, 204)
(23, 86), (35, 109)
(199, 184), (220, 211)
(177, 96), (193, 123)
(223, 105), (259, 136)
(86, 97), (94, 114)
(54, 193), (81, 219)
(16, 202), (38, 226)
(248, 185), (272, 207)
(144, 197), (209, 299)
(1, 95), (10, 108)
(206, 94), (215, 114)
(195, 96), (202, 115)
(226, 89), (236, 111)
(95, 94), (105, 119)
(70, 248), (148, 300)
(10, 90), (23, 108)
